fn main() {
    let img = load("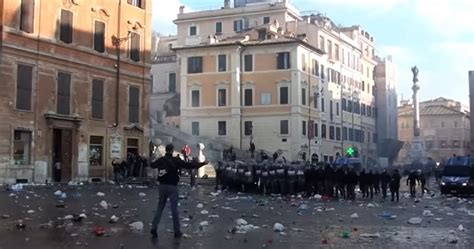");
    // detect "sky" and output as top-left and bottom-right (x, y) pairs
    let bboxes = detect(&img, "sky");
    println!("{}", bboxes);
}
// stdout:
(153, 0), (474, 106)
